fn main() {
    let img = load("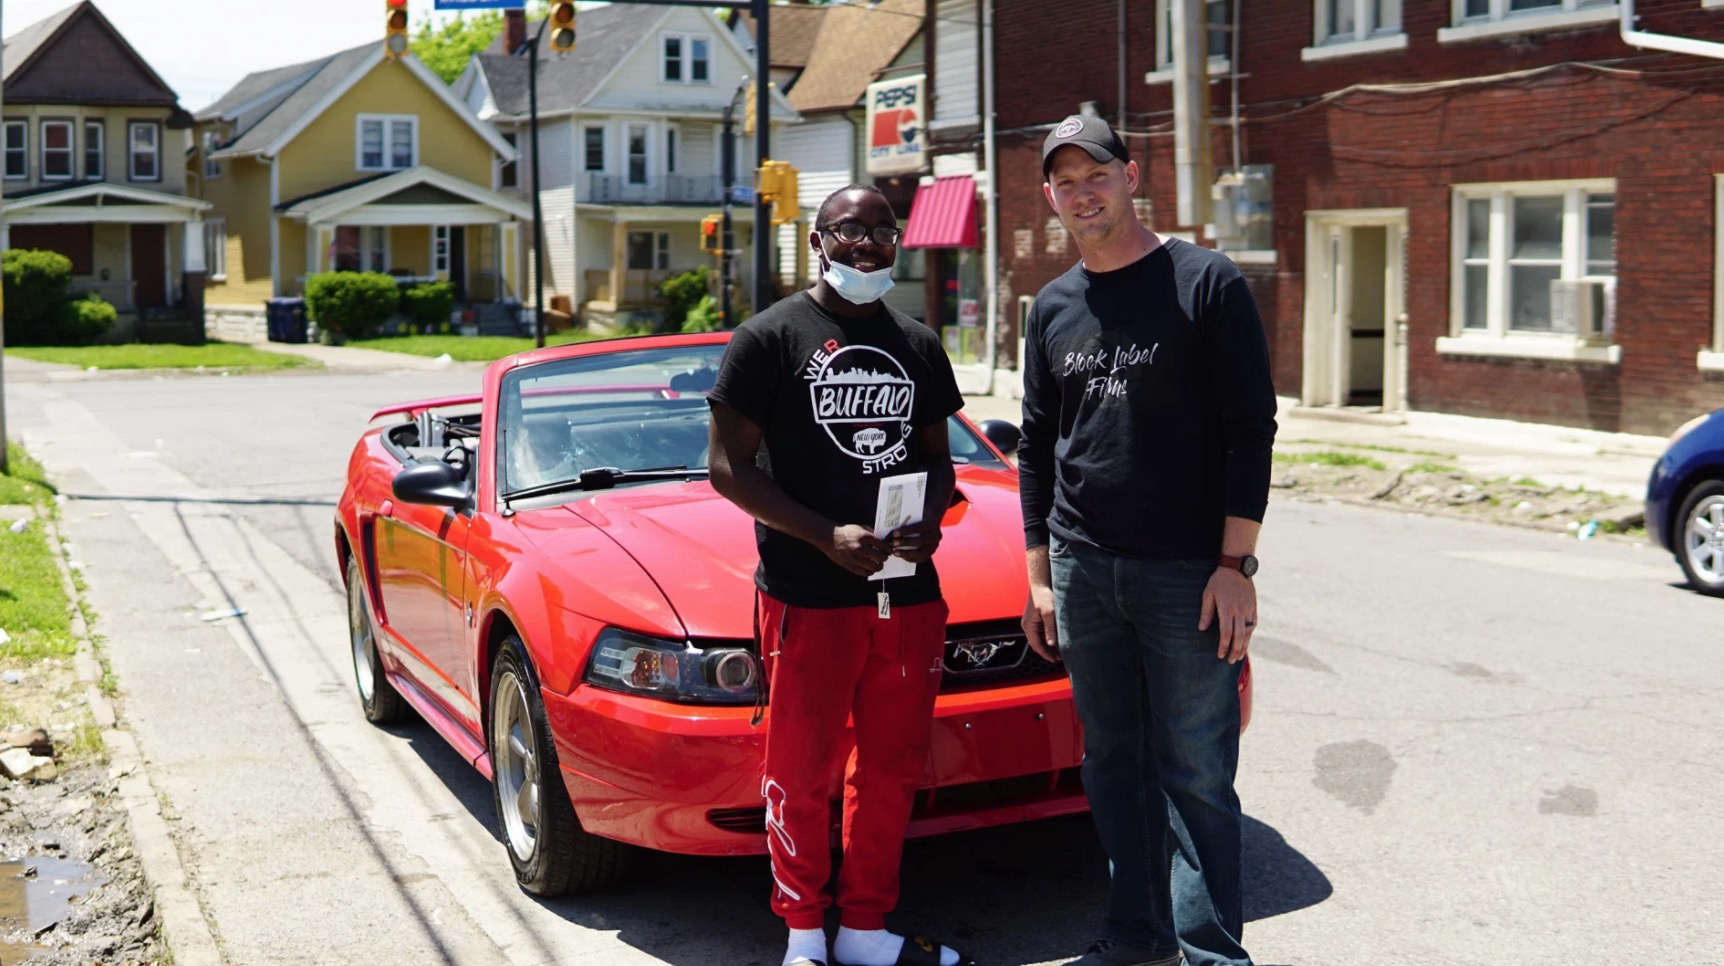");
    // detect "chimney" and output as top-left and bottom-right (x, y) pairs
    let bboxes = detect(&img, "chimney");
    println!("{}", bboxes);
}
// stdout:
(506, 8), (526, 56)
